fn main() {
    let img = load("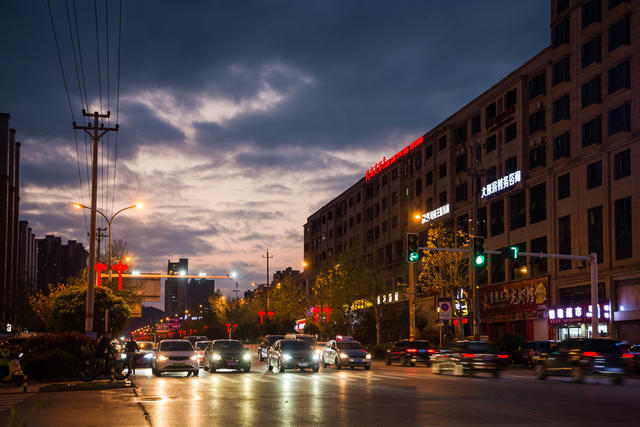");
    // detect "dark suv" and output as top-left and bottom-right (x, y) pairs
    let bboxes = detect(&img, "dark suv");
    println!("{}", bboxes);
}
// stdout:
(535, 338), (628, 384)
(385, 340), (435, 366)
(430, 341), (506, 377)
(258, 335), (284, 361)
